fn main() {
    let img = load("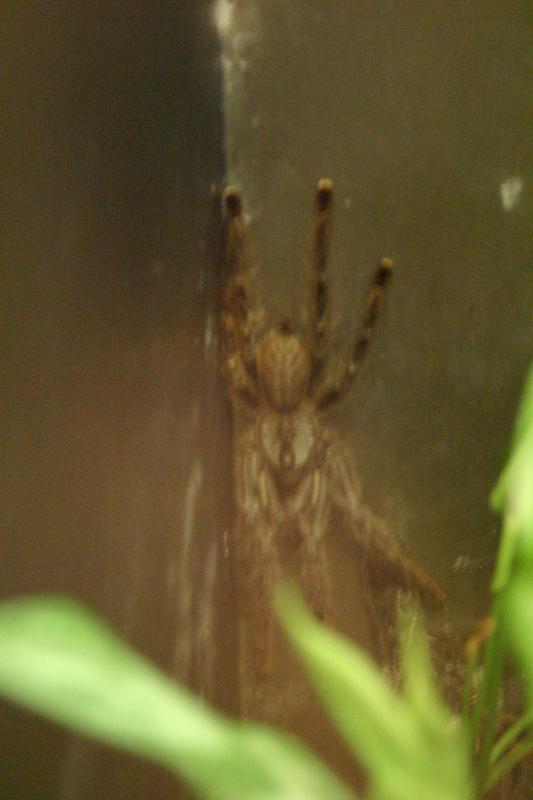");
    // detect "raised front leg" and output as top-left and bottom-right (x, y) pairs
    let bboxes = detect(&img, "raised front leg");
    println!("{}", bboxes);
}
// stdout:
(292, 467), (332, 622)
(309, 178), (334, 387)
(220, 187), (260, 407)
(316, 257), (394, 410)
